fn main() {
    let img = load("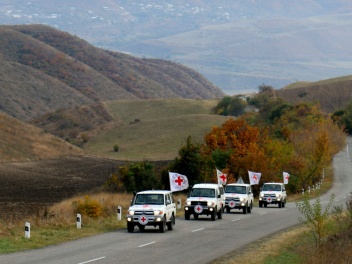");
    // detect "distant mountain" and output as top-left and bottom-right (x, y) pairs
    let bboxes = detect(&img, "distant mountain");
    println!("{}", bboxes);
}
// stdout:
(1, 1), (352, 94)
(0, 24), (224, 121)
